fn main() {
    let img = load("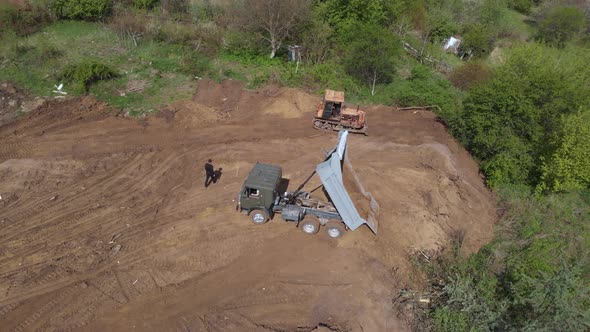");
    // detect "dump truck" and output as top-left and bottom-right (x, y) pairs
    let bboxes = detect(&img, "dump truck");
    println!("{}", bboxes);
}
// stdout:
(236, 131), (379, 238)
(312, 90), (368, 135)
